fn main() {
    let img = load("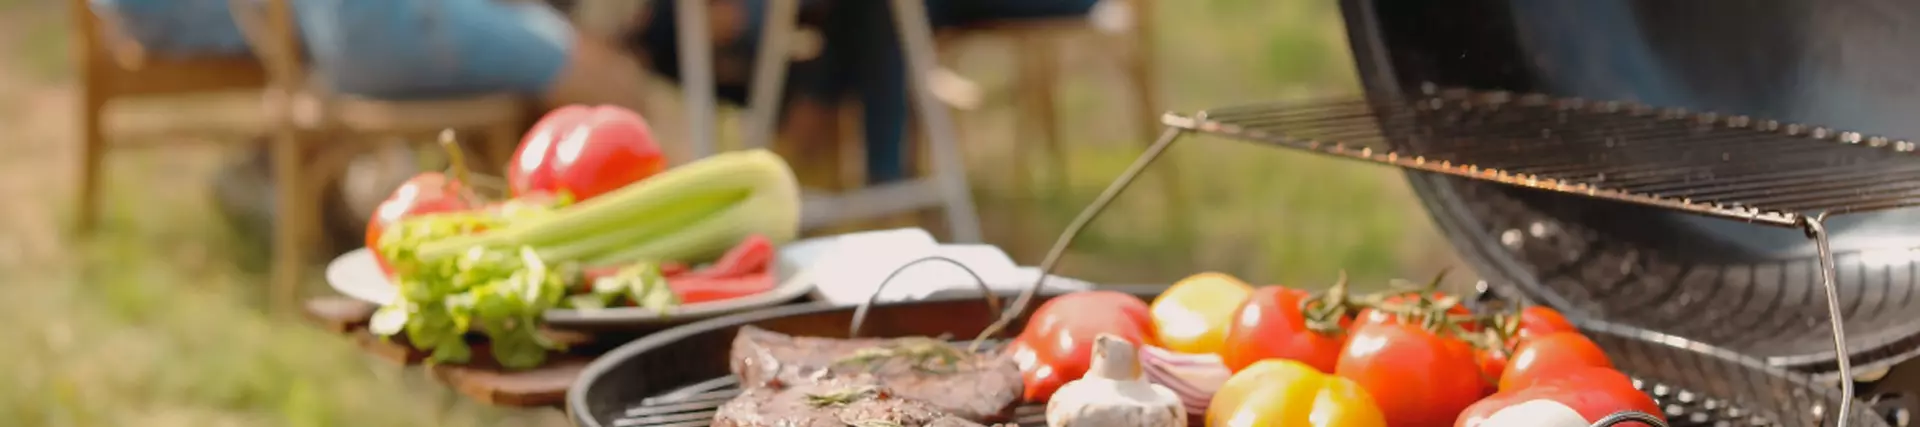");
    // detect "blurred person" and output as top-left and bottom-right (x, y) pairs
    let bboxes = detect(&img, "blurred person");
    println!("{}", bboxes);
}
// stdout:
(88, 0), (667, 252)
(633, 0), (1102, 185)
(93, 0), (651, 113)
